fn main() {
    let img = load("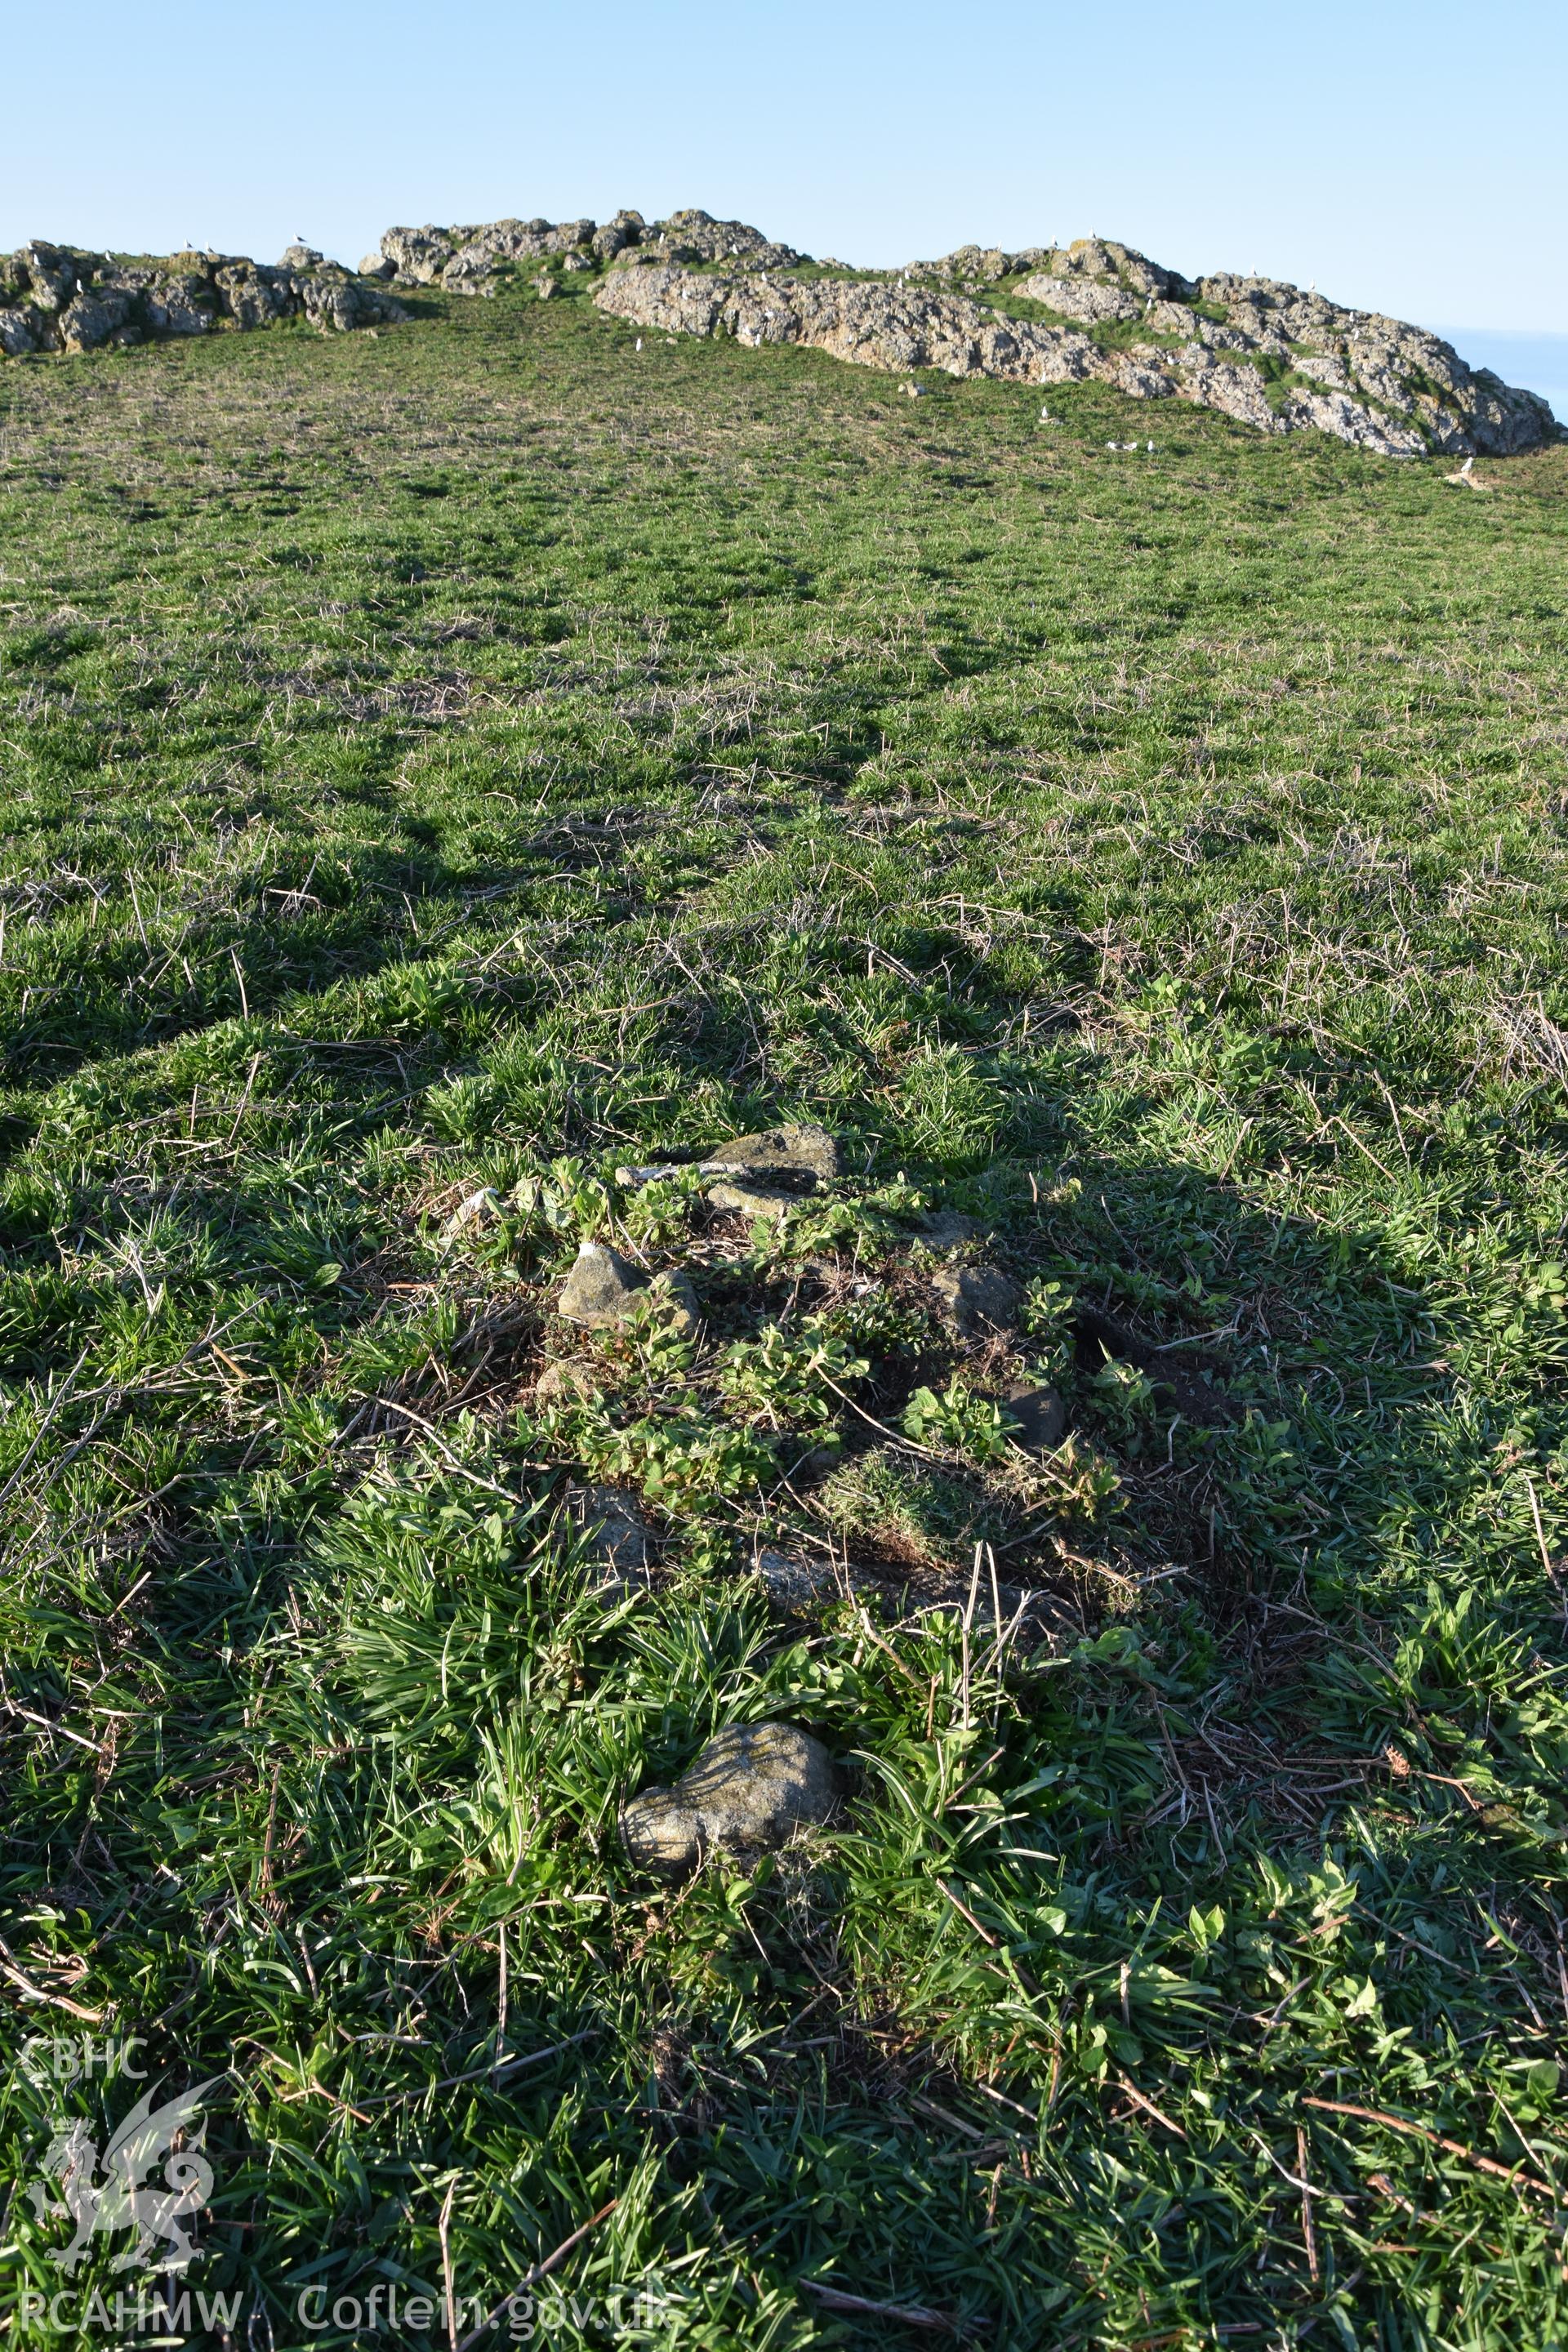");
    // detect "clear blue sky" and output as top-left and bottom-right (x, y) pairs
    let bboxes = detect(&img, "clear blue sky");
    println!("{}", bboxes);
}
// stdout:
(4, 0), (1564, 336)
